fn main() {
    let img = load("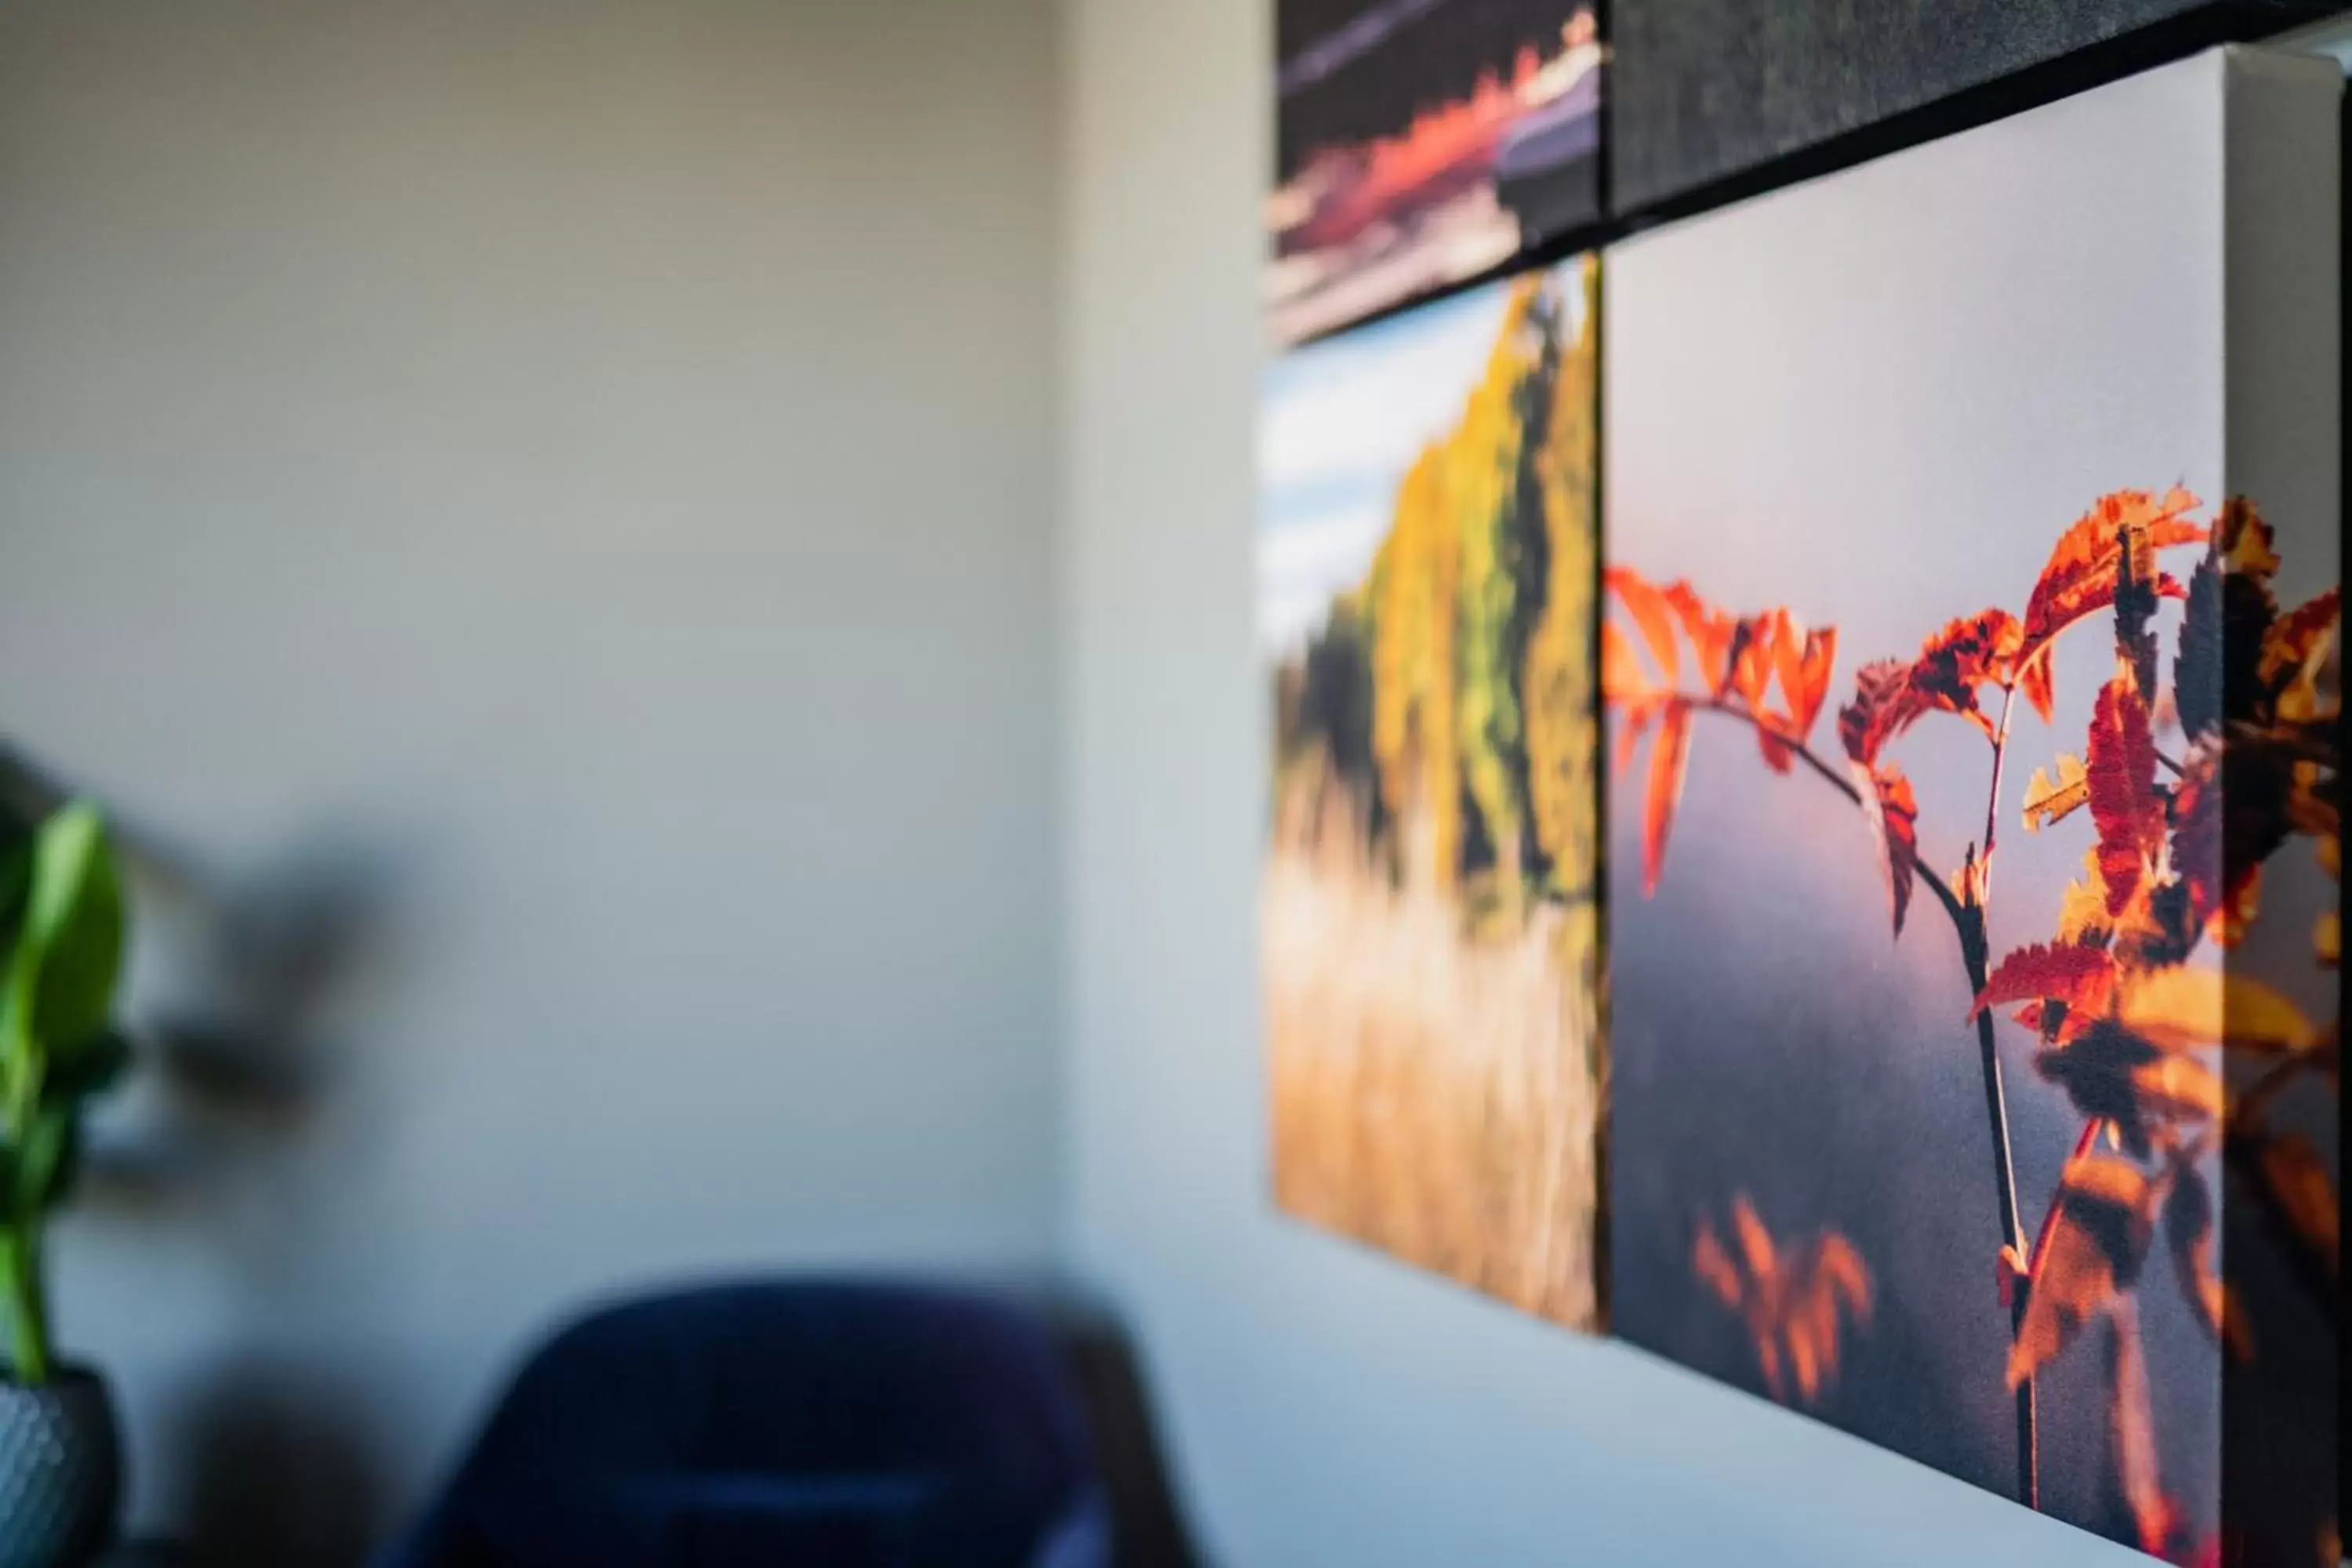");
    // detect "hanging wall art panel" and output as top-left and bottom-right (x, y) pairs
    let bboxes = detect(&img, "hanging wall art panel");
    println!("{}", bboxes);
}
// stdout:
(1610, 0), (2336, 212)
(1263, 254), (1606, 1330)
(1269, 1), (1603, 347)
(1602, 47), (2340, 1563)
